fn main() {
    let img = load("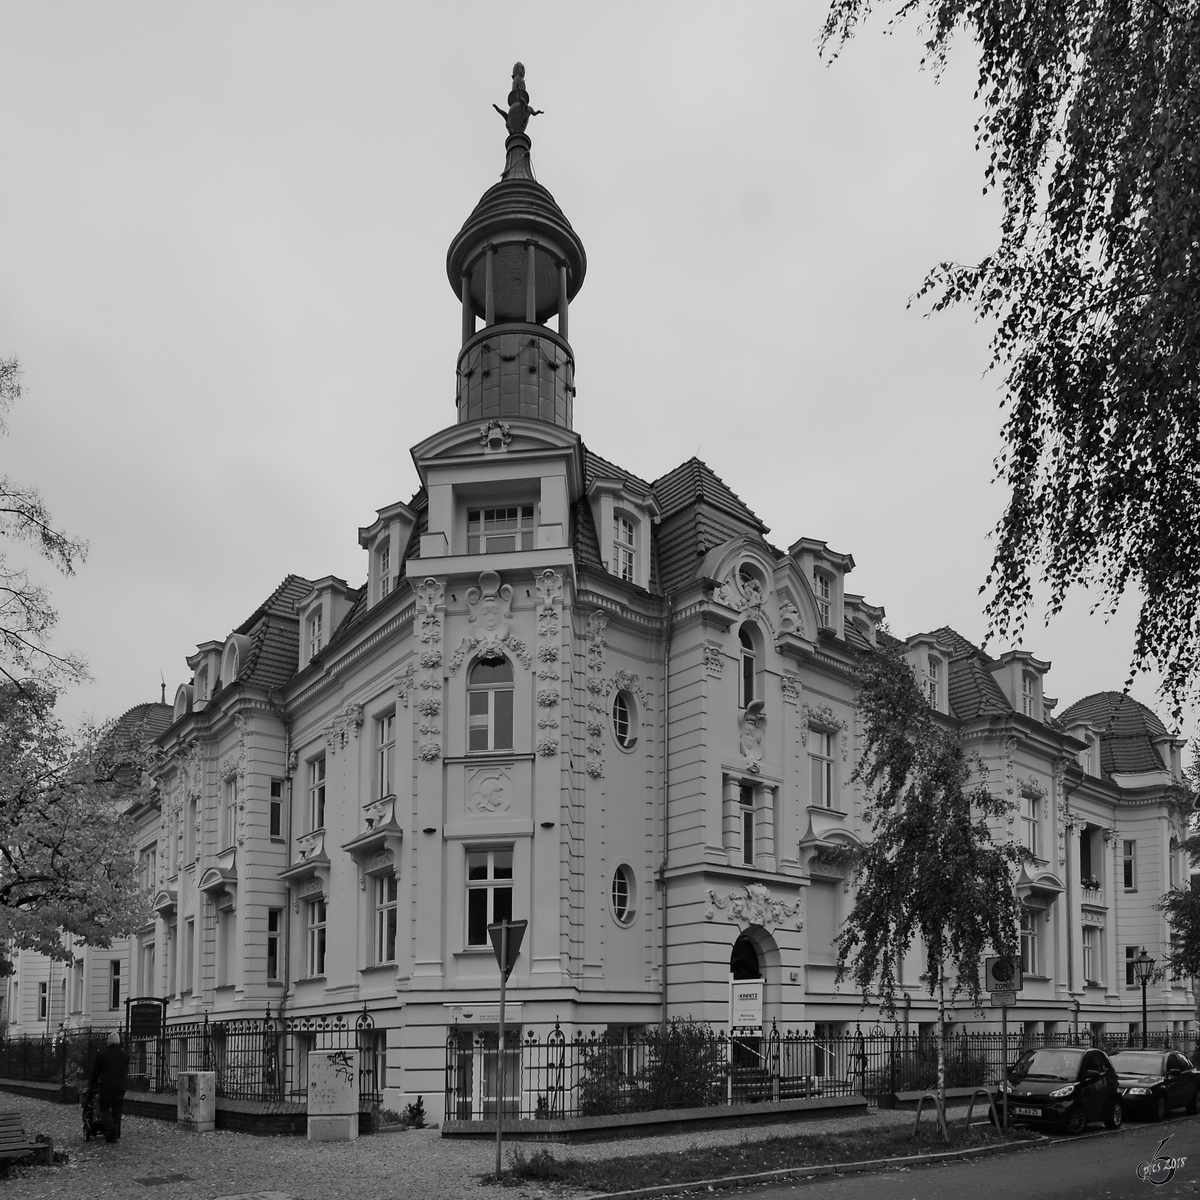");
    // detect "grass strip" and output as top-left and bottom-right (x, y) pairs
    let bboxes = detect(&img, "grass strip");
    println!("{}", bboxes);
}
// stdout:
(489, 1123), (1039, 1192)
